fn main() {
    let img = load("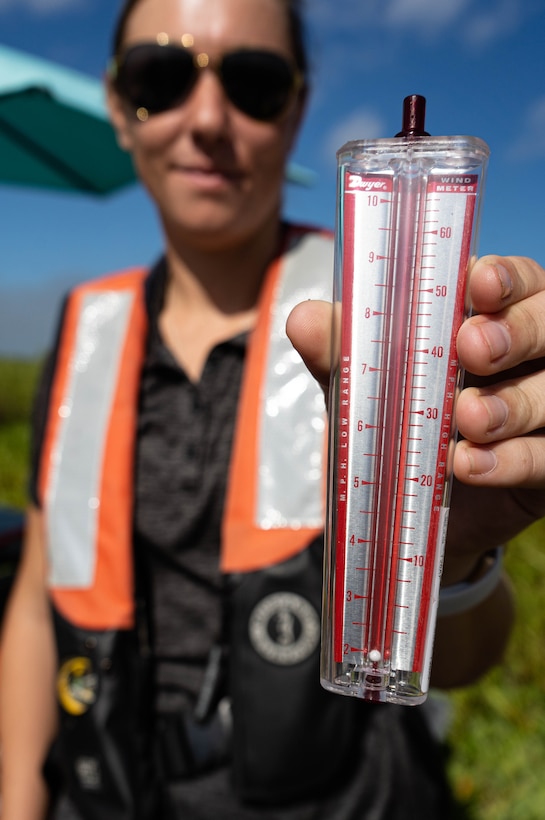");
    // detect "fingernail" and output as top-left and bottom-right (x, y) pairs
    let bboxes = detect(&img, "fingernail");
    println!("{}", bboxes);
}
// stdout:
(481, 321), (511, 362)
(494, 264), (513, 300)
(466, 447), (498, 476)
(481, 394), (508, 432)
